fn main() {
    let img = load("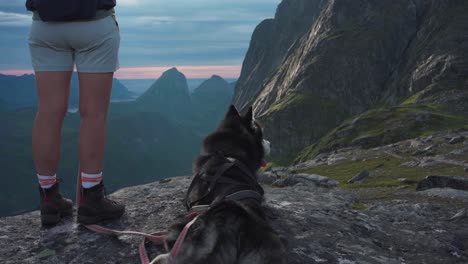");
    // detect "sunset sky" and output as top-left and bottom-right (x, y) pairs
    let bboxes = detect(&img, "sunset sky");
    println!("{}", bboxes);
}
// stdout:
(0, 0), (280, 79)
